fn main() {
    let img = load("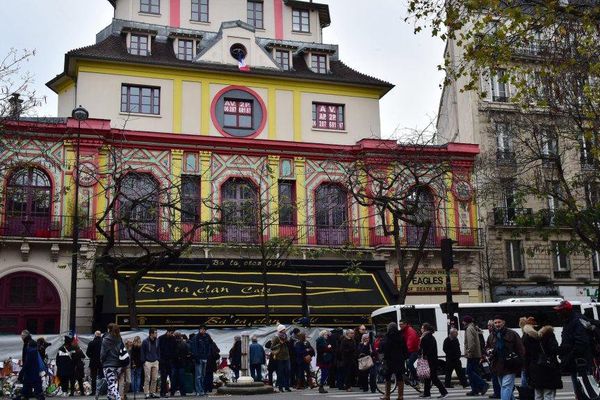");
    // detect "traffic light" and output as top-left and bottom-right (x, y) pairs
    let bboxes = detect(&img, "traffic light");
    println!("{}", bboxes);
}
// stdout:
(441, 238), (454, 270)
